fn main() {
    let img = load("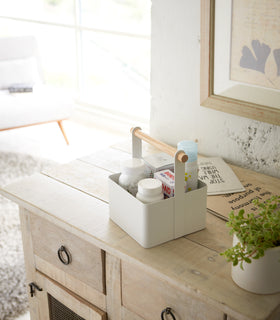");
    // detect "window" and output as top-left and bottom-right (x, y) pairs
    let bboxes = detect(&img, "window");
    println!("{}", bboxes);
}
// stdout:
(0, 0), (151, 120)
